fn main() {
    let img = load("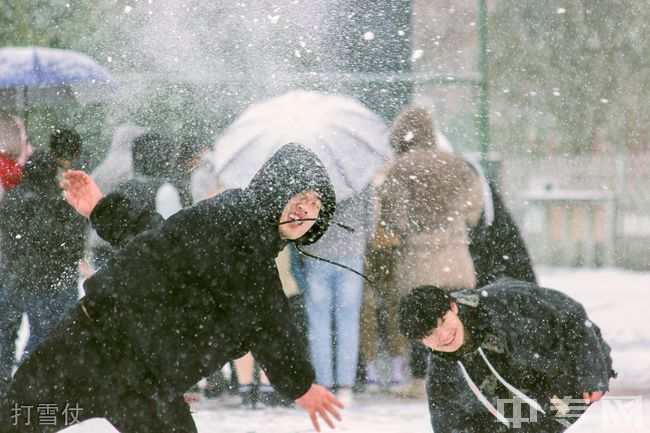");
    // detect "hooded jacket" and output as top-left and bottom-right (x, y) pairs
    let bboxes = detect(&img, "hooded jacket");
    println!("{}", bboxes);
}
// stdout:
(81, 143), (335, 398)
(0, 151), (87, 294)
(426, 278), (615, 433)
(378, 146), (483, 291)
(384, 106), (535, 289)
(377, 105), (484, 291)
